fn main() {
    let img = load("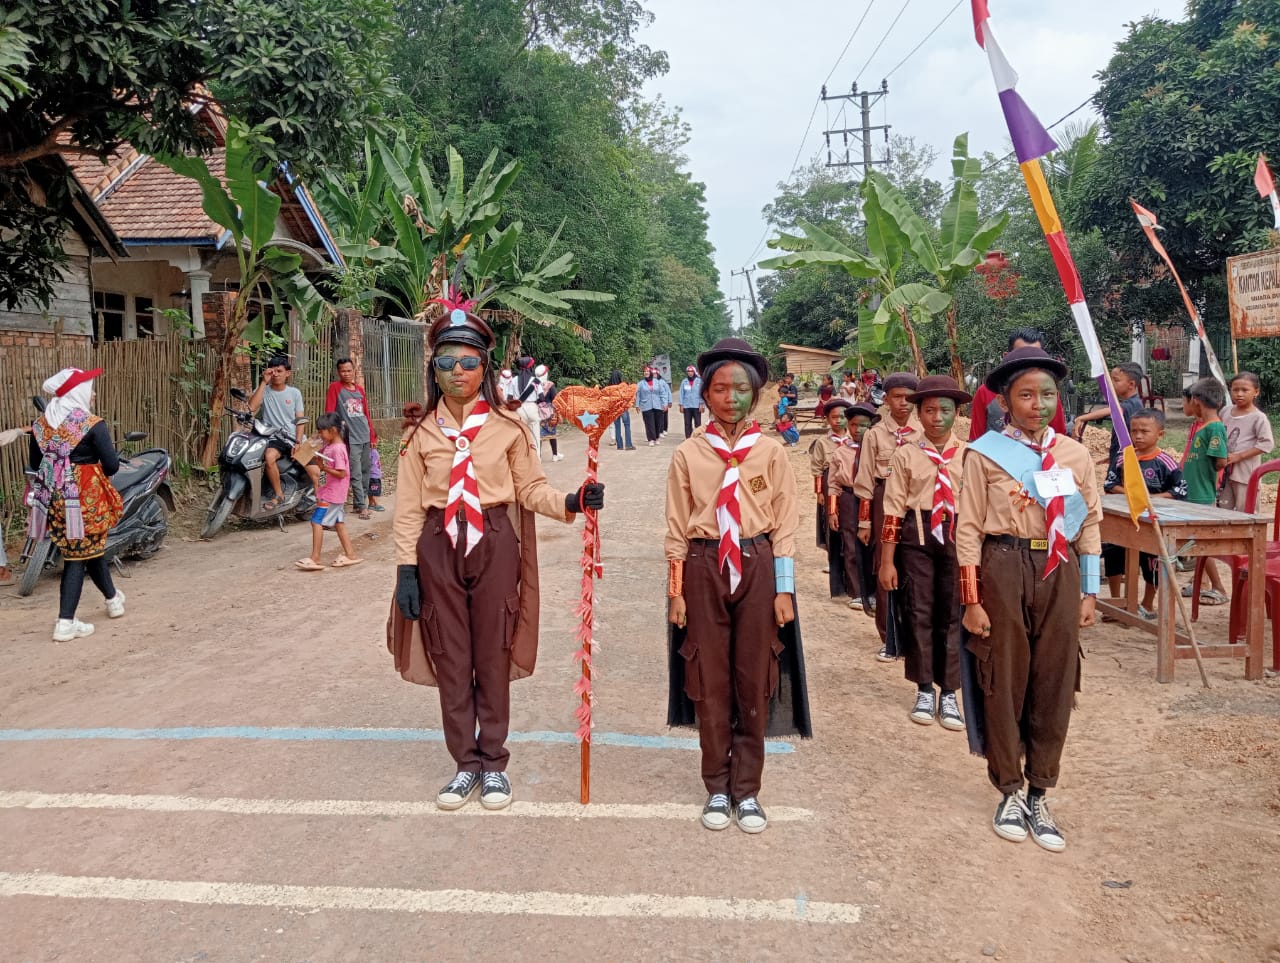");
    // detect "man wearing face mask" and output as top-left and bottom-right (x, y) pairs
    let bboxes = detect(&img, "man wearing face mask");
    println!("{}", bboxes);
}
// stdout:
(391, 292), (605, 812)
